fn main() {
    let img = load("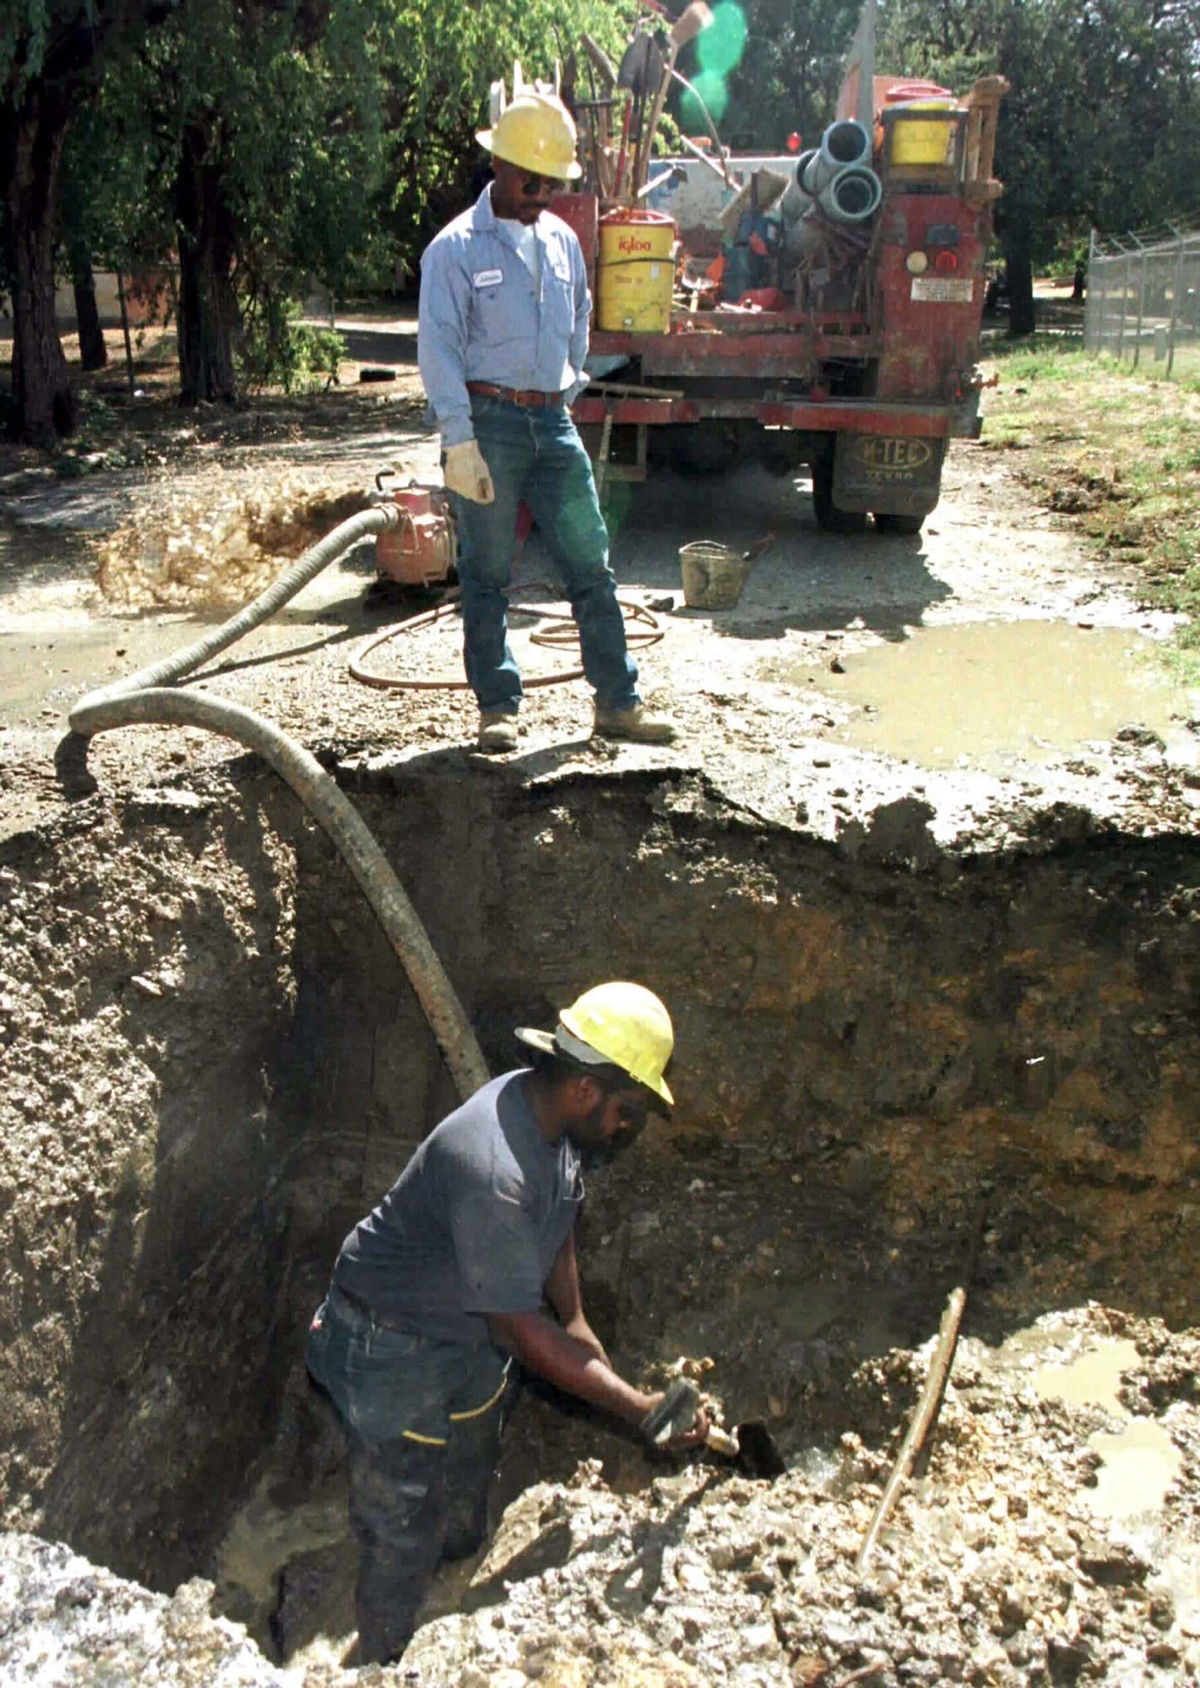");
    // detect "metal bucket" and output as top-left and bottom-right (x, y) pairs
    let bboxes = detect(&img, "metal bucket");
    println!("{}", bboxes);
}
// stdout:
(679, 541), (751, 610)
